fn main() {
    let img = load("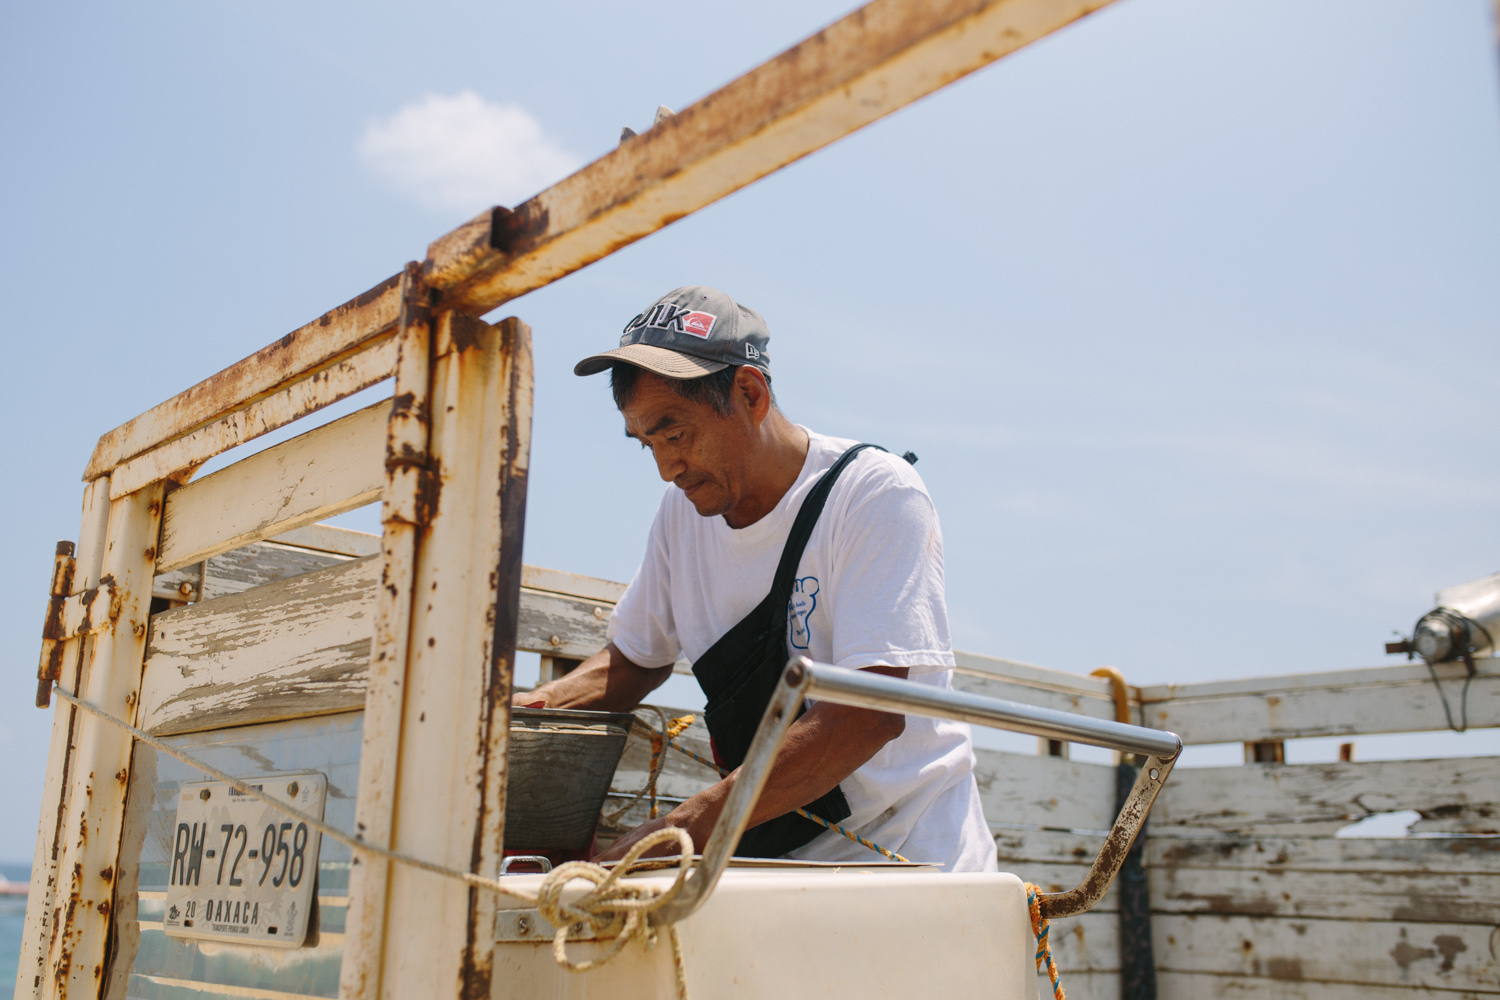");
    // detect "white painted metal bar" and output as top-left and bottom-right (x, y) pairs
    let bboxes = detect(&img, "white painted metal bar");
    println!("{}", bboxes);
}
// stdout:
(85, 275), (402, 481)
(108, 334), (399, 499)
(810, 662), (1182, 758)
(425, 0), (1122, 316)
